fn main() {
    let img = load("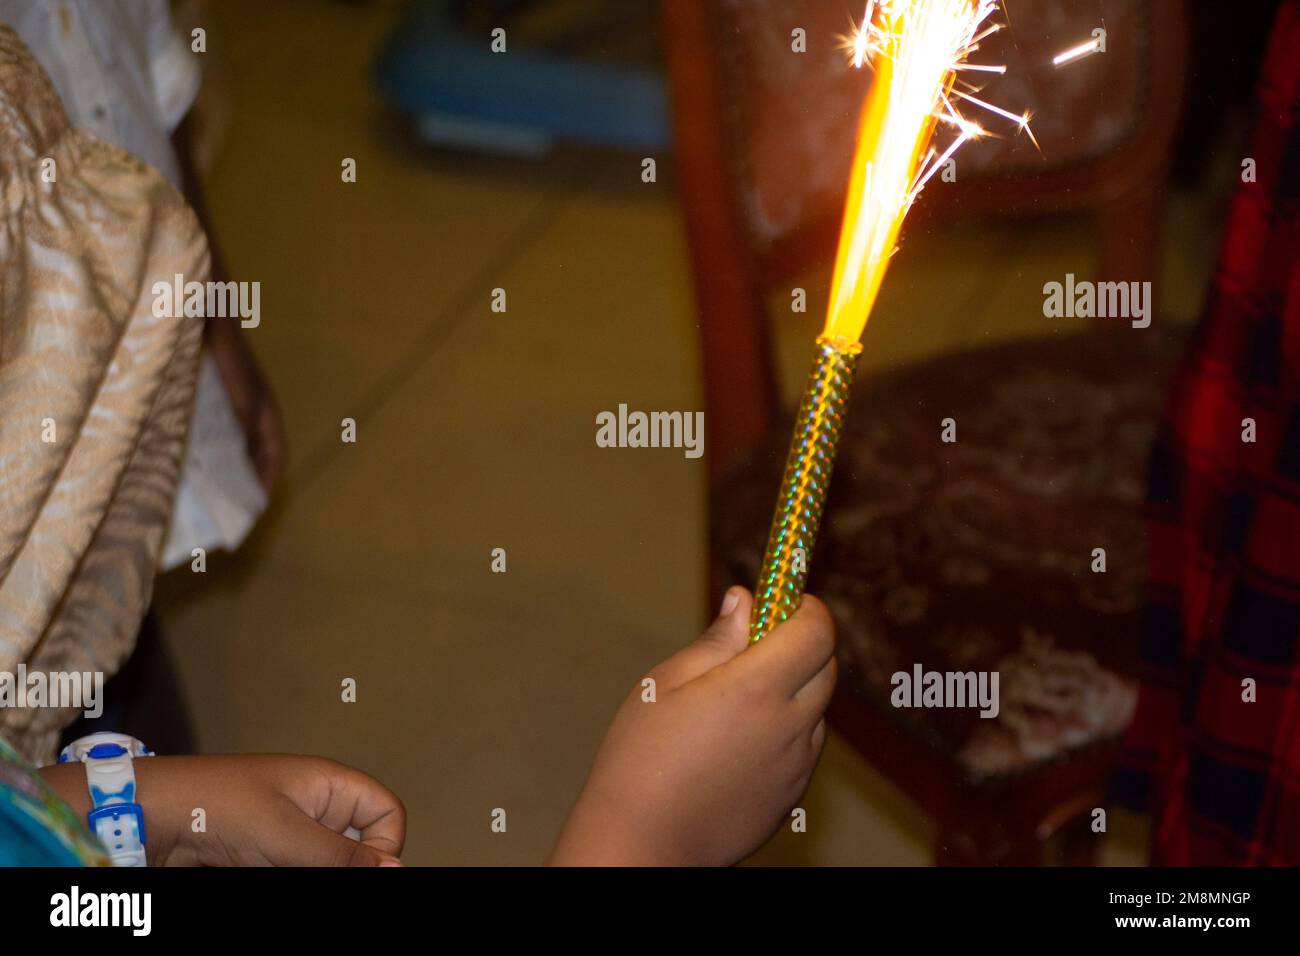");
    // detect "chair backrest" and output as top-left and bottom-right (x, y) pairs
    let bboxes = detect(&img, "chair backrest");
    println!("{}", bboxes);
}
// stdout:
(663, 0), (1190, 478)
